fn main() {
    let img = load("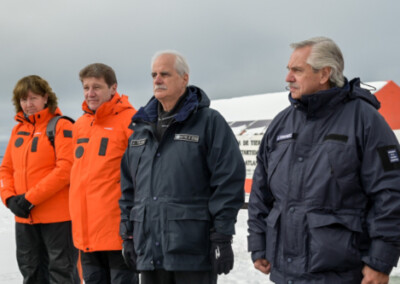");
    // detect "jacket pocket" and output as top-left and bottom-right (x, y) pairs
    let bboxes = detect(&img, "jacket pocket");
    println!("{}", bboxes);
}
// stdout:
(130, 204), (146, 255)
(307, 212), (362, 272)
(325, 142), (360, 183)
(166, 203), (210, 255)
(265, 207), (281, 267)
